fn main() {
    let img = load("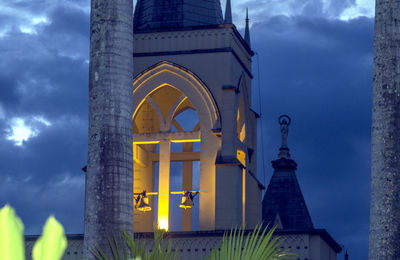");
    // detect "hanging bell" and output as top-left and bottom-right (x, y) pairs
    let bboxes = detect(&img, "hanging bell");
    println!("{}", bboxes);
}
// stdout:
(135, 192), (151, 212)
(179, 191), (194, 209)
